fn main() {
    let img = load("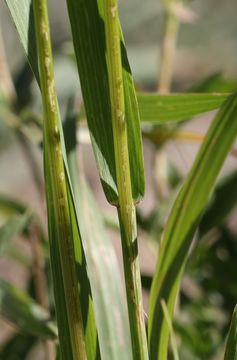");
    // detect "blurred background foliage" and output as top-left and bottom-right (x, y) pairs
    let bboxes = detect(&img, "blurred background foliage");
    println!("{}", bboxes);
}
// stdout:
(0, 0), (237, 359)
